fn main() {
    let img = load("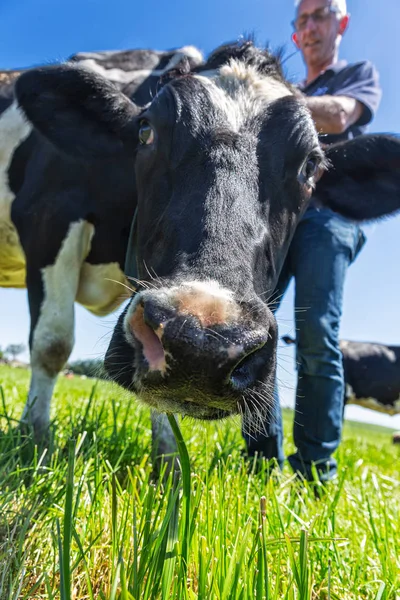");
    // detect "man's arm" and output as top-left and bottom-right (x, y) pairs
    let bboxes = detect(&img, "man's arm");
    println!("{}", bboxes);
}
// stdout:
(304, 95), (364, 135)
